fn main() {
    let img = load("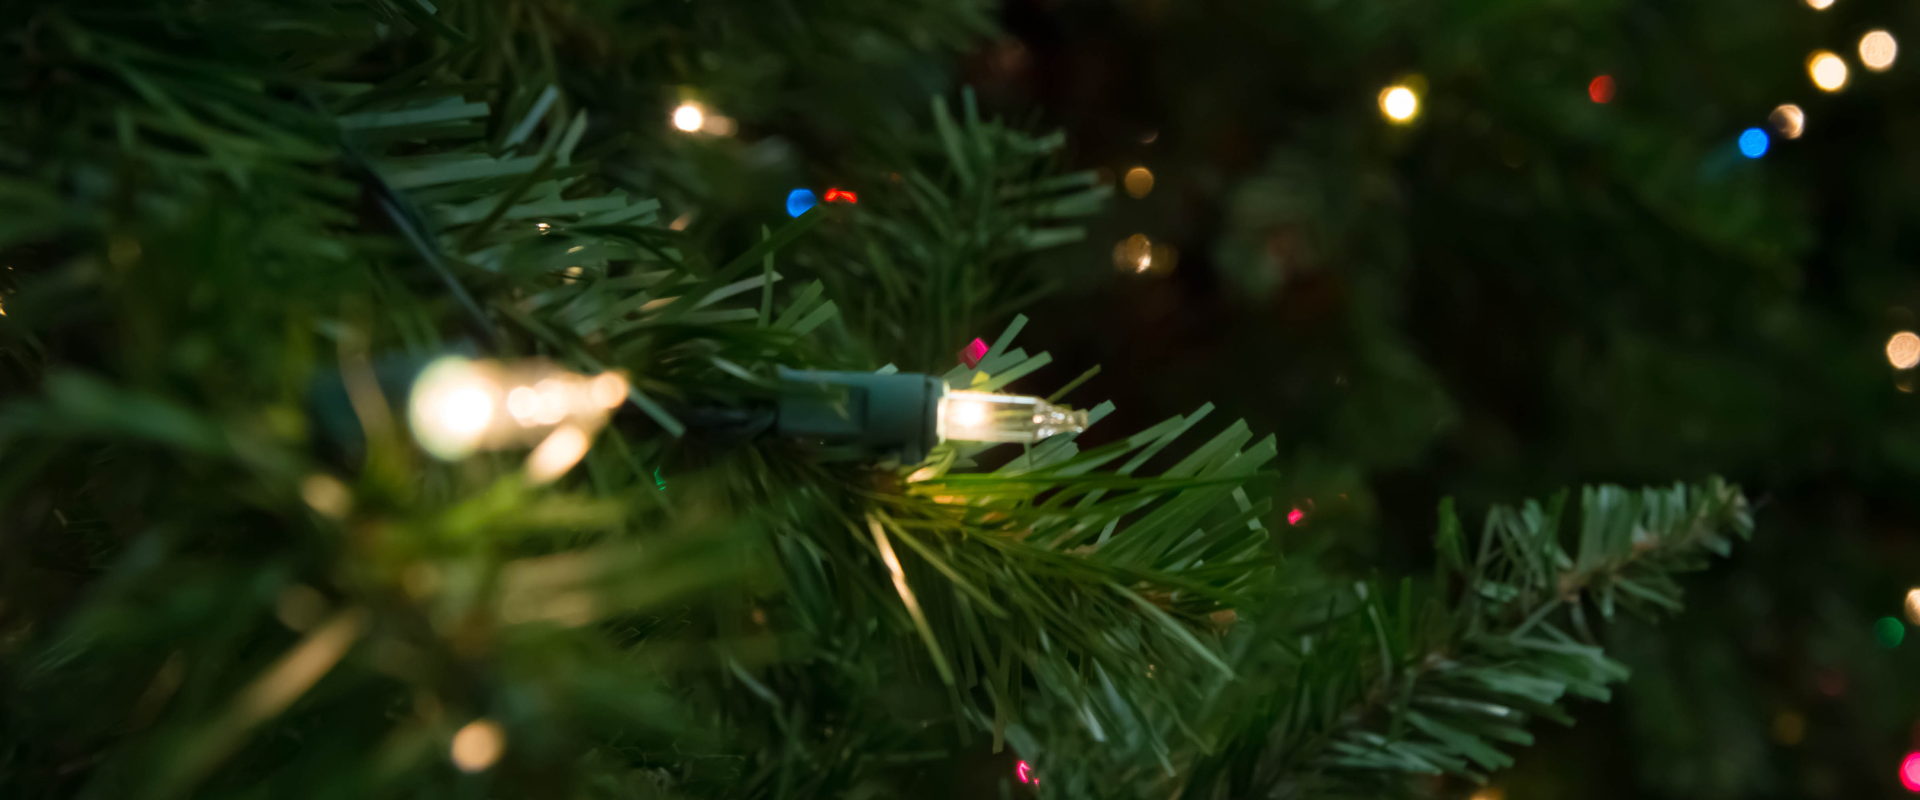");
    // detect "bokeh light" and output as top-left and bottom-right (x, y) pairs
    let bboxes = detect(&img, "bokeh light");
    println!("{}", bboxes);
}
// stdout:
(1809, 51), (1849, 92)
(451, 719), (506, 773)
(1738, 128), (1769, 158)
(786, 189), (817, 218)
(1588, 75), (1615, 103)
(1875, 615), (1905, 648)
(1379, 86), (1419, 123)
(300, 474), (353, 520)
(1805, 0), (1833, 9)
(1470, 789), (1505, 800)
(671, 103), (705, 132)
(1905, 587), (1920, 625)
(1888, 331), (1920, 369)
(1861, 30), (1899, 72)
(1287, 507), (1305, 525)
(1113, 233), (1154, 273)
(1124, 166), (1155, 198)
(526, 425), (591, 484)
(1016, 760), (1037, 785)
(409, 357), (498, 460)
(1771, 711), (1806, 745)
(1770, 104), (1806, 139)
(1903, 752), (1920, 792)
